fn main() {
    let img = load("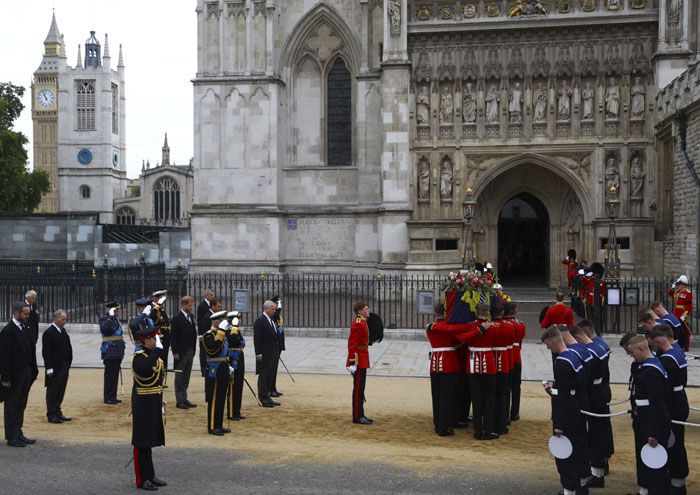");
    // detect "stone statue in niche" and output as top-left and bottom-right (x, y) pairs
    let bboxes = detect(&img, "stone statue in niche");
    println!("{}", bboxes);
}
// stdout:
(605, 156), (620, 192)
(605, 77), (620, 118)
(668, 0), (681, 24)
(485, 85), (500, 124)
(533, 82), (547, 122)
(440, 158), (453, 200)
(581, 82), (594, 120)
(440, 87), (454, 124)
(509, 82), (523, 123)
(388, 0), (401, 35)
(462, 82), (477, 123)
(417, 158), (430, 201)
(415, 85), (431, 126)
(557, 81), (572, 121)
(630, 77), (645, 119)
(630, 155), (645, 199)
